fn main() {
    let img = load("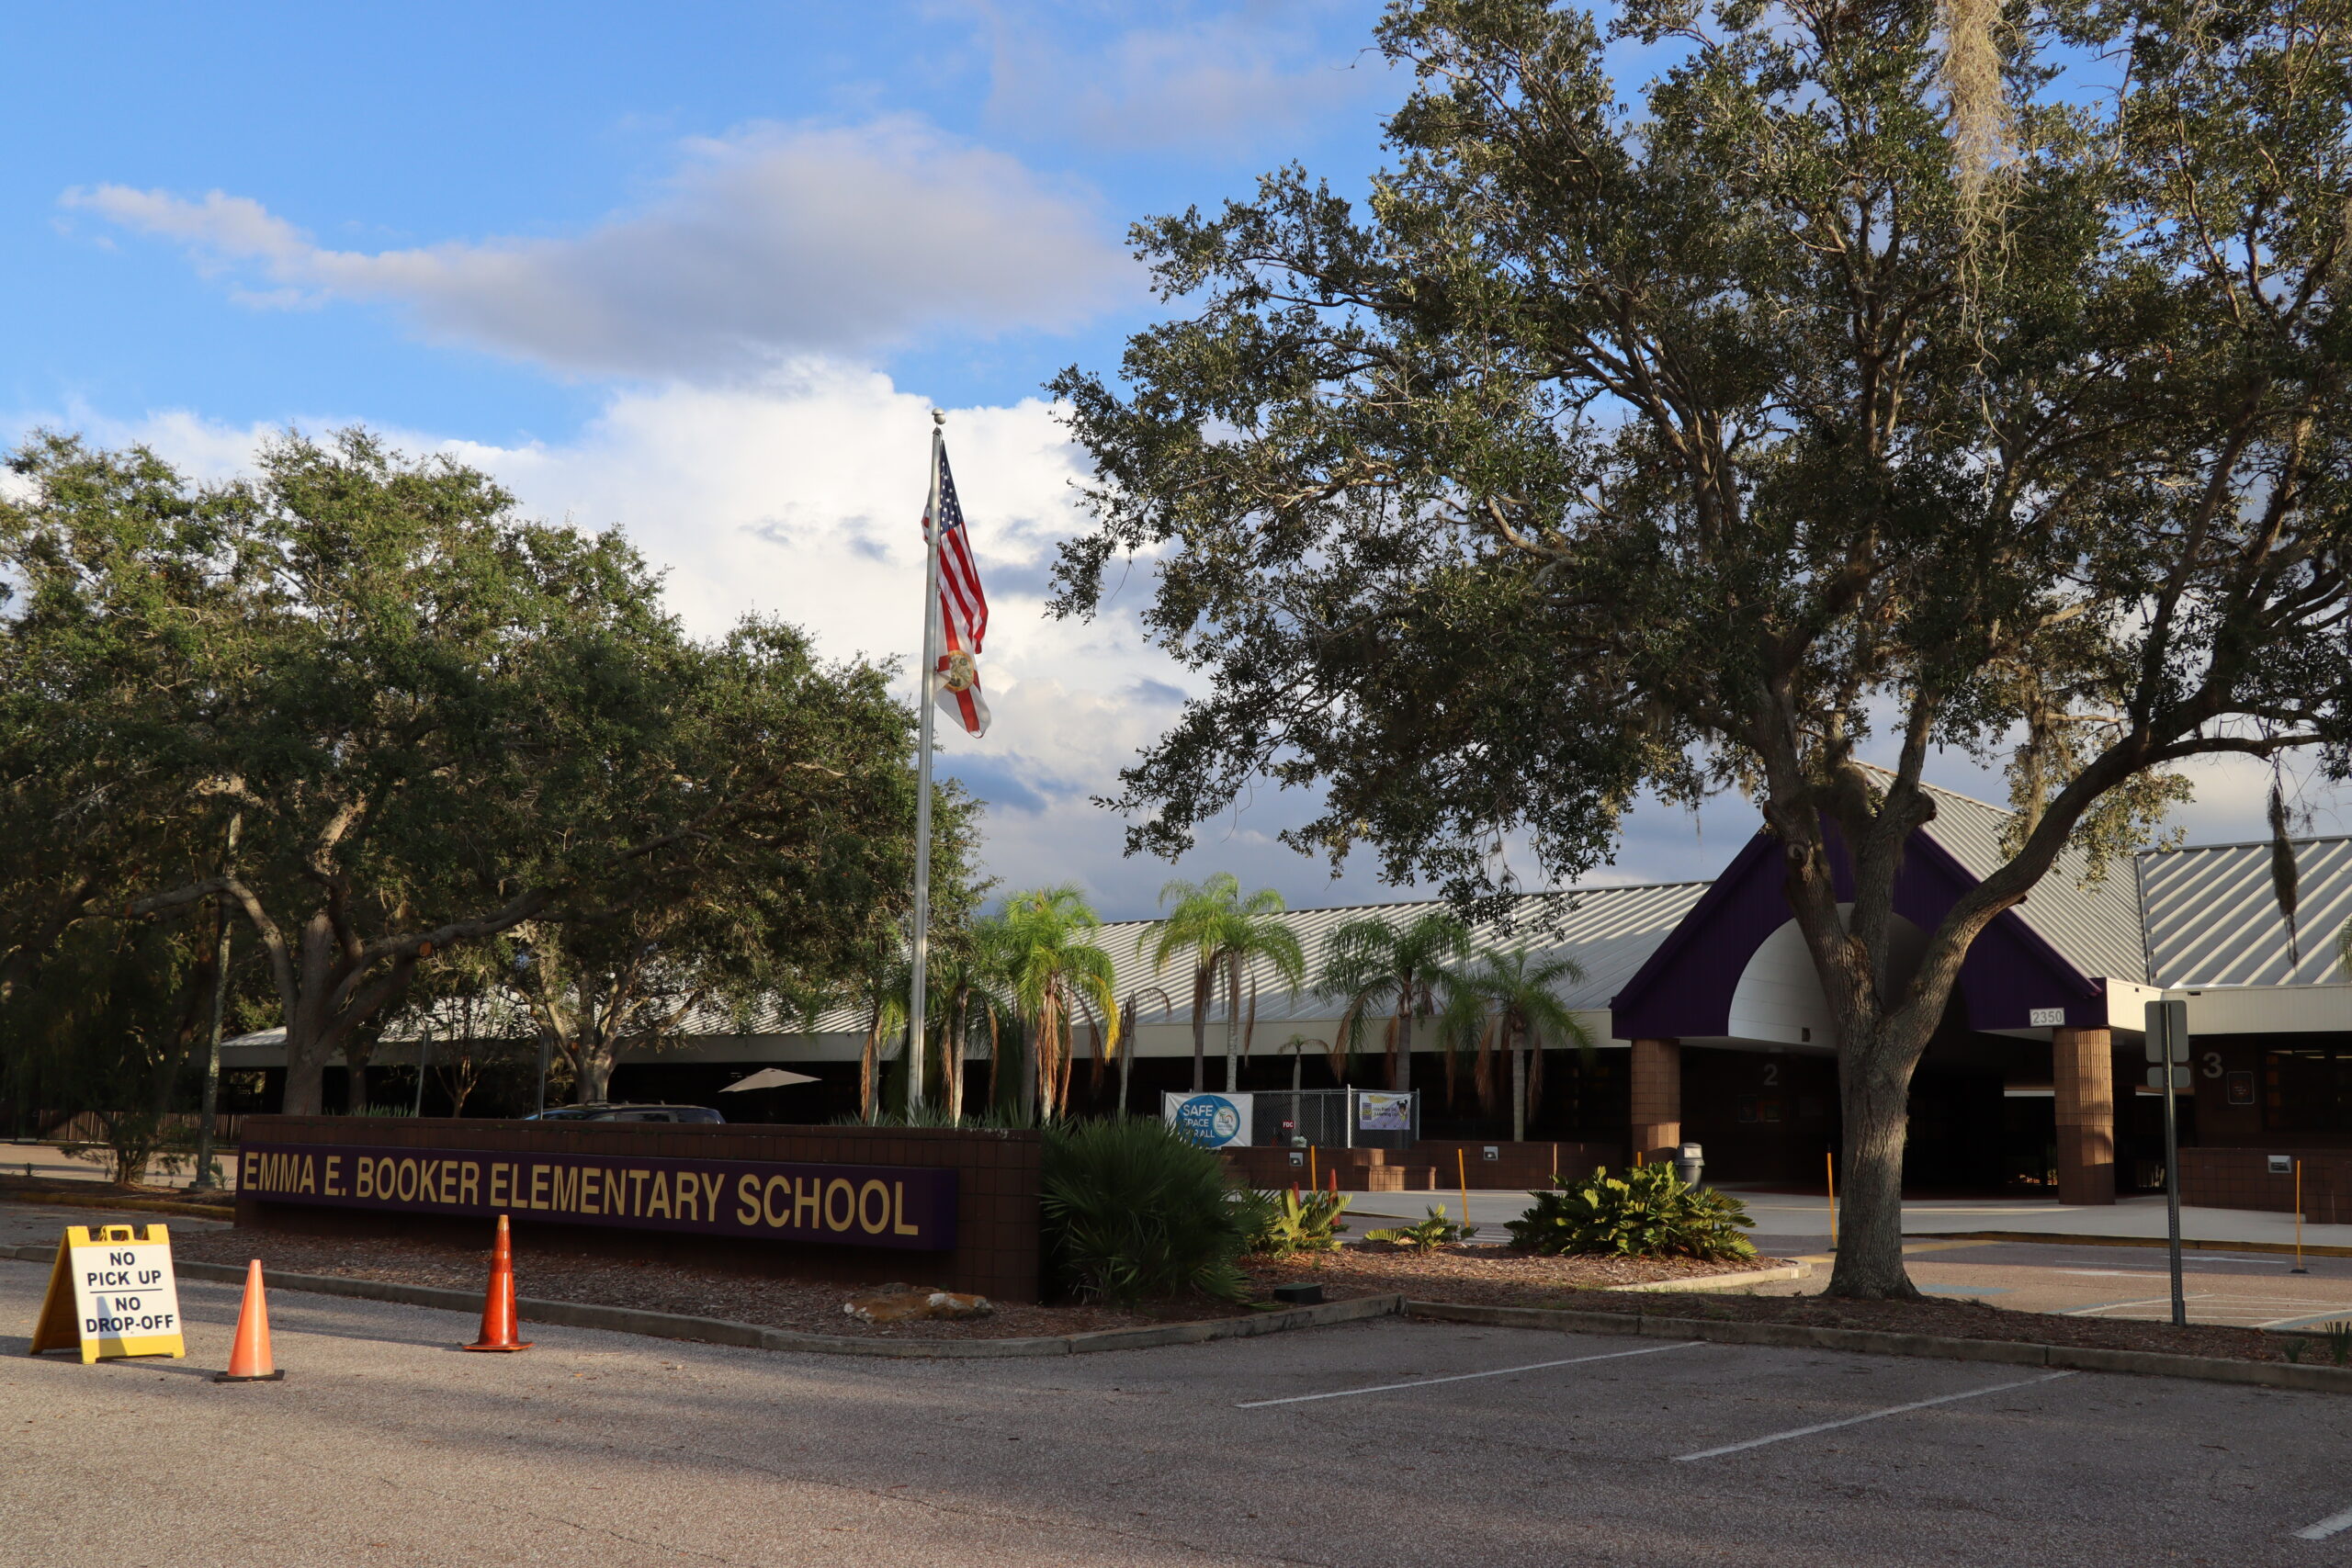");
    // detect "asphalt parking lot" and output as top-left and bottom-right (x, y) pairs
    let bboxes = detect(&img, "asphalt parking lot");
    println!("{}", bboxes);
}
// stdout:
(6, 1258), (2352, 1566)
